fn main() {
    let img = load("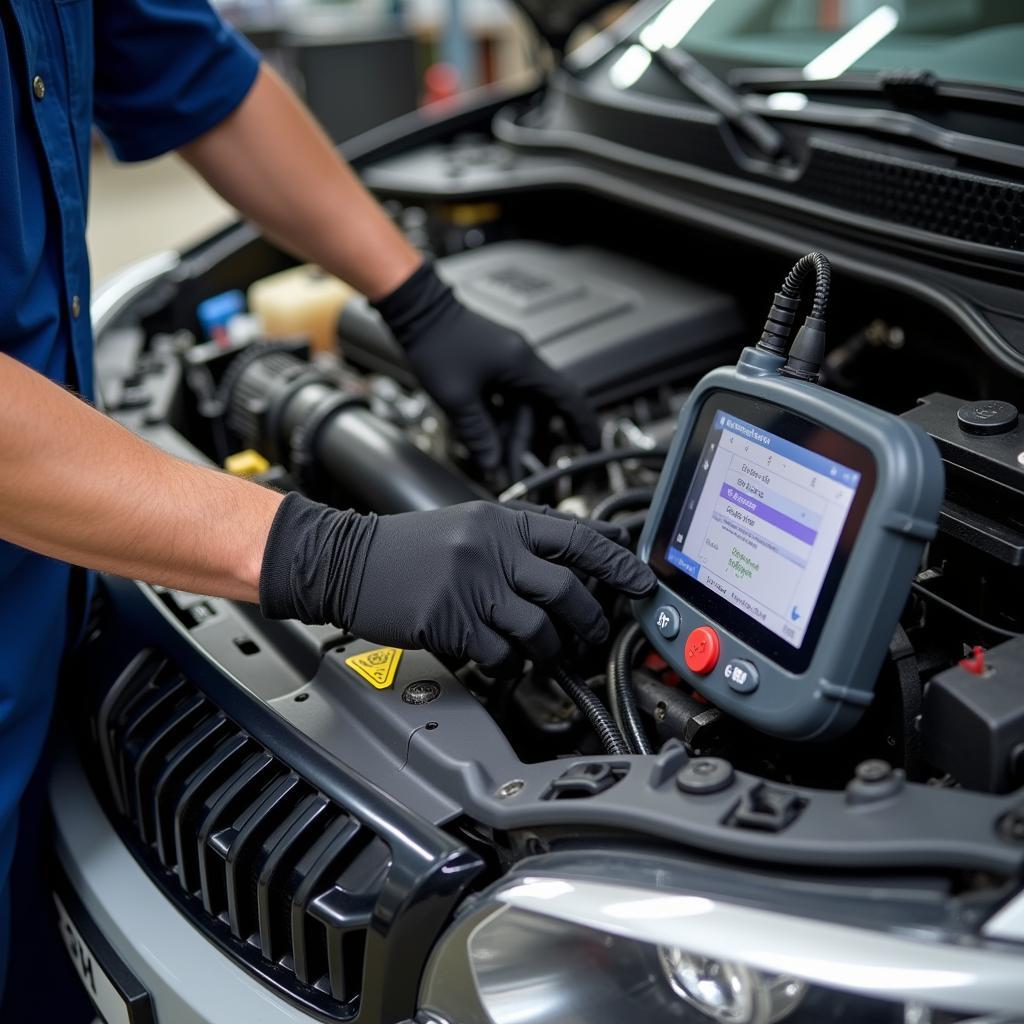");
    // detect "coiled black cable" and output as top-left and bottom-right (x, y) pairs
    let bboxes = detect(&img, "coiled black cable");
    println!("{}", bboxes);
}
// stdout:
(607, 622), (652, 755)
(779, 251), (831, 320)
(551, 665), (630, 756)
(590, 487), (657, 523)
